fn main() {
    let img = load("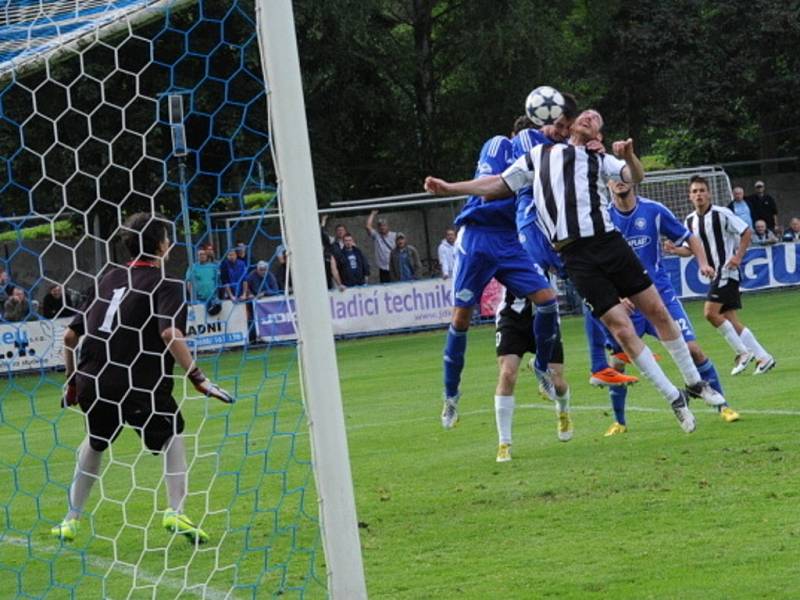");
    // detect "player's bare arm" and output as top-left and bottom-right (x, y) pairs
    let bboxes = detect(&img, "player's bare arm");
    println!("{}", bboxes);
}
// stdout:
(663, 239), (692, 257)
(611, 138), (644, 184)
(162, 326), (235, 404)
(685, 236), (716, 278)
(424, 174), (511, 200)
(727, 227), (752, 269)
